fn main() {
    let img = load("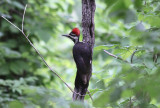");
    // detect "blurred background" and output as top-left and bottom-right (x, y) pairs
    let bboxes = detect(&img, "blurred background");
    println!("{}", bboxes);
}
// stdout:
(0, 0), (160, 107)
